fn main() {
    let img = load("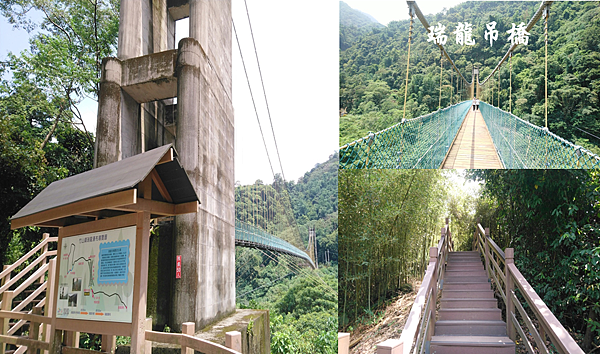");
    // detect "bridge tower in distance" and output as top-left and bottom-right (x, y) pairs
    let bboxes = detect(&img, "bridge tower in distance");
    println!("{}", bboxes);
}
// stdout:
(308, 227), (318, 269)
(94, 0), (234, 331)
